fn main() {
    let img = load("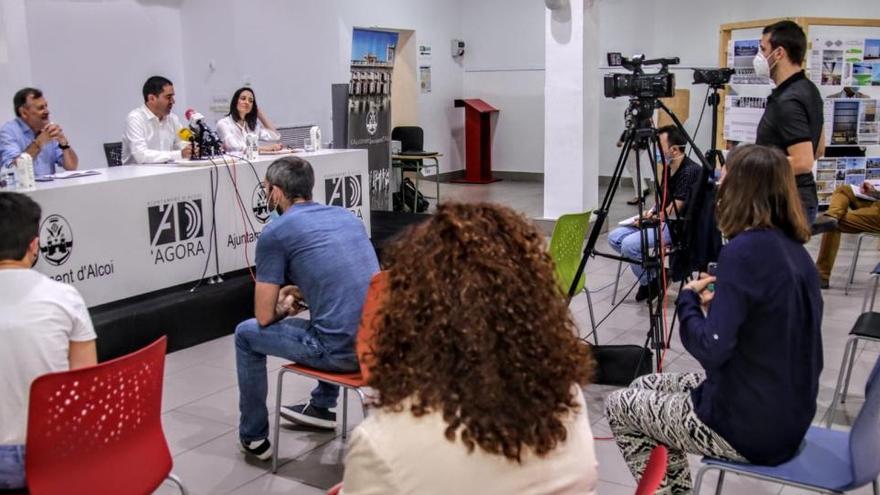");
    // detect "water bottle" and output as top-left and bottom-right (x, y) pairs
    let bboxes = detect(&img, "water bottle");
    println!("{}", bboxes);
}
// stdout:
(16, 153), (35, 190)
(245, 133), (258, 161)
